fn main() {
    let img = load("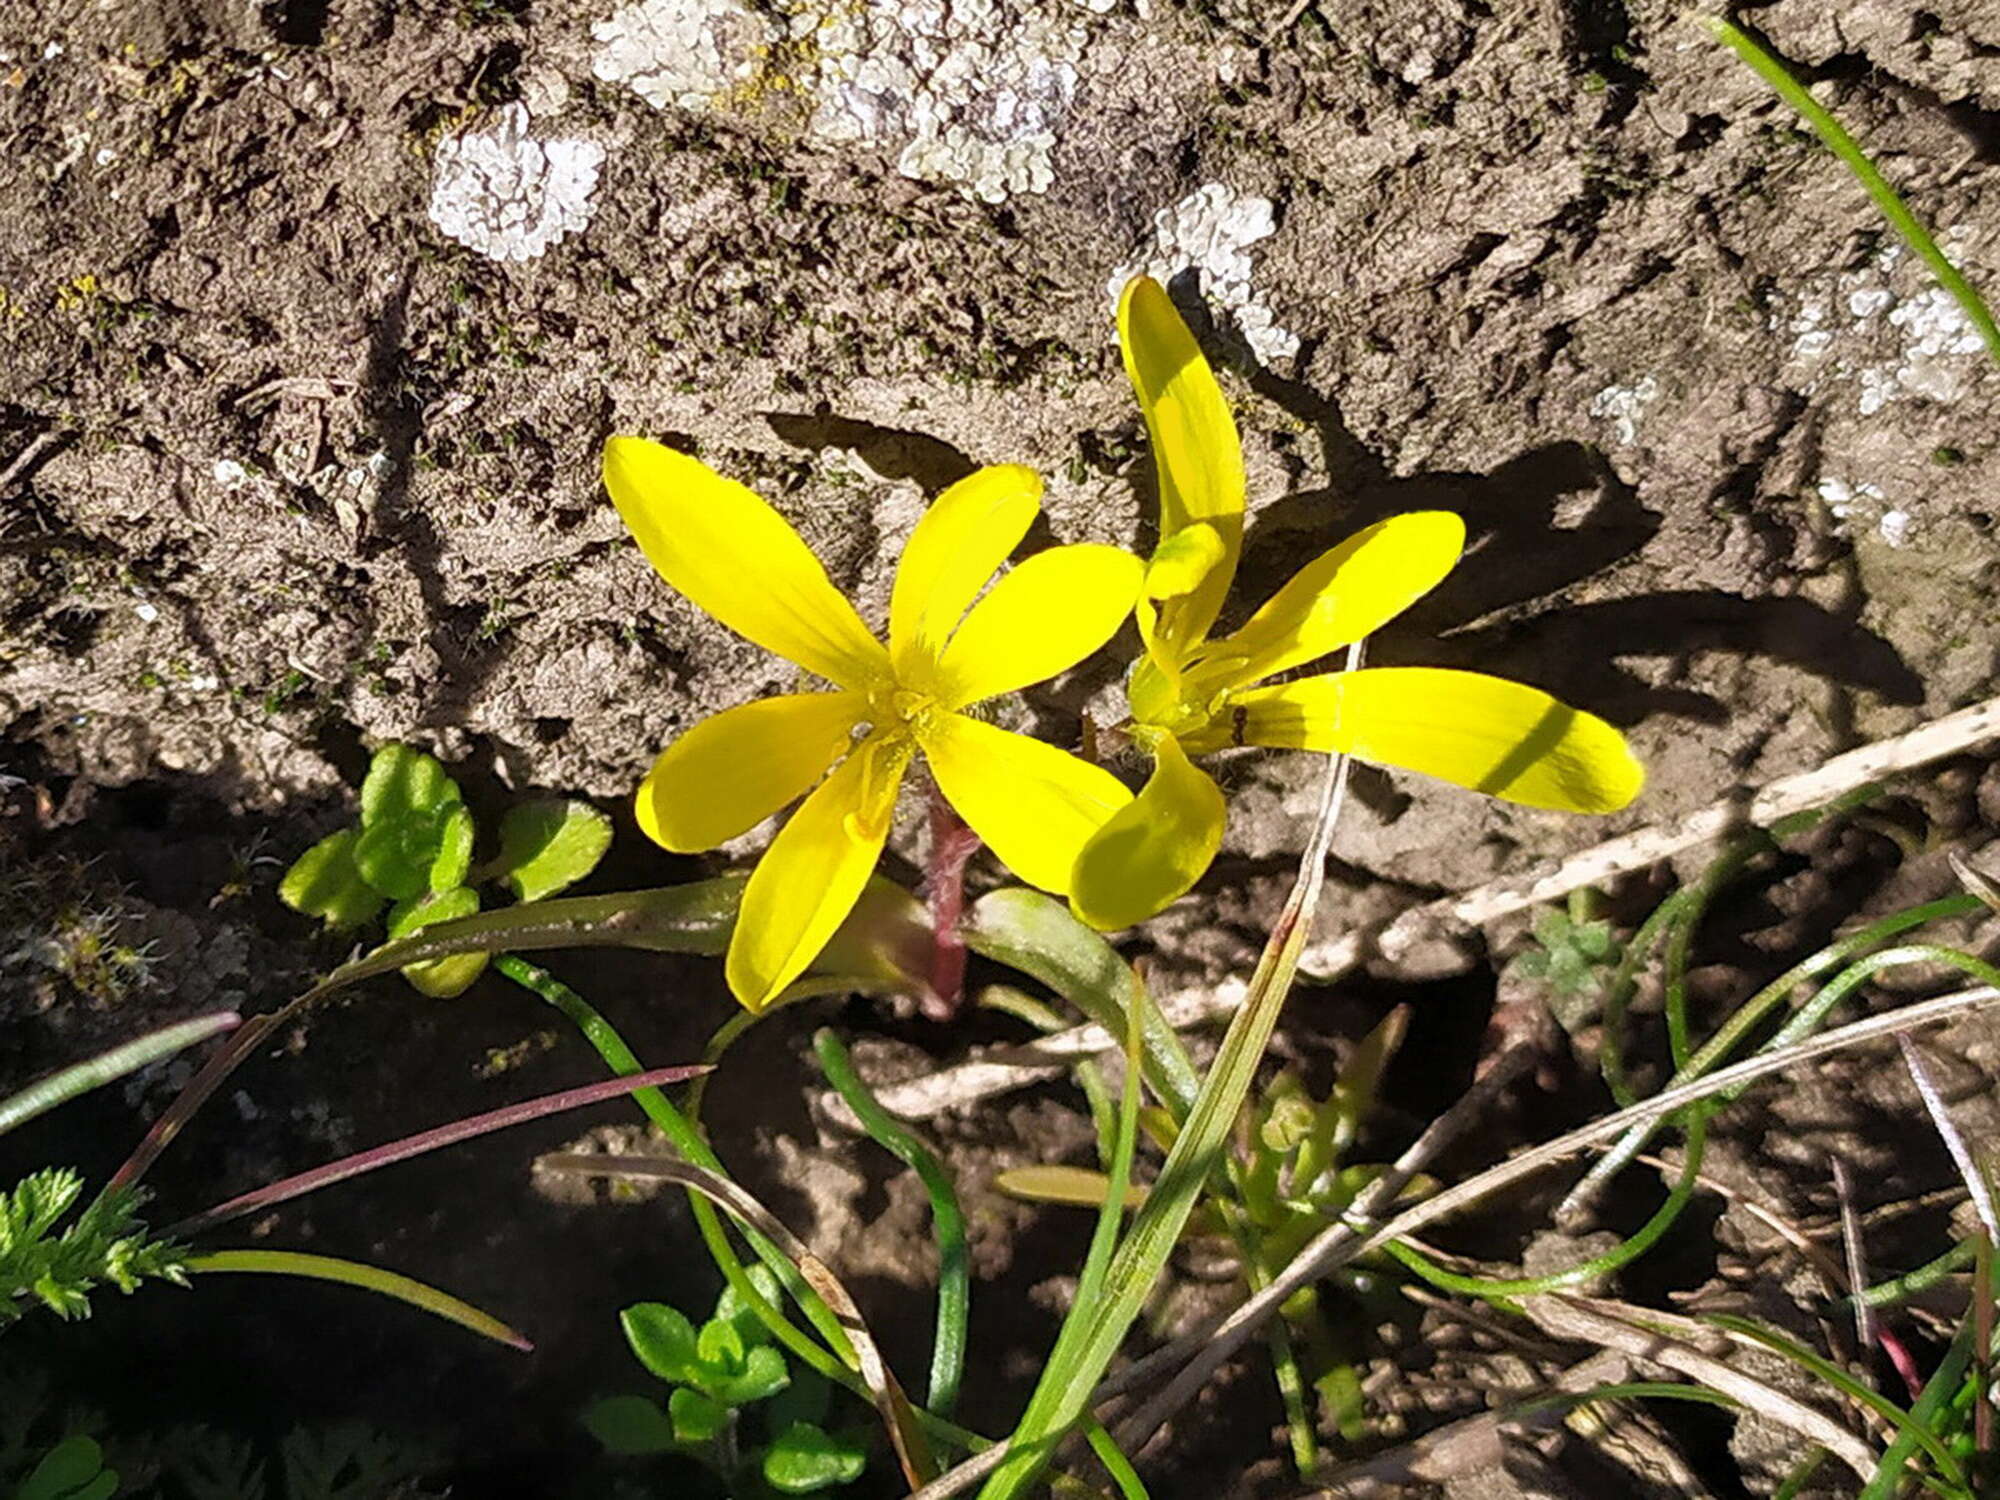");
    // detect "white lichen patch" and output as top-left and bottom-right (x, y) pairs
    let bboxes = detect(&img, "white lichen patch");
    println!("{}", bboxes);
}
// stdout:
(1779, 234), (1988, 417)
(591, 0), (773, 111)
(427, 104), (604, 264)
(593, 0), (1111, 203)
(1815, 476), (1908, 542)
(800, 0), (1095, 203)
(1589, 375), (1660, 446)
(1110, 184), (1298, 363)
